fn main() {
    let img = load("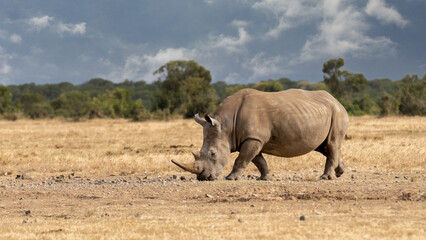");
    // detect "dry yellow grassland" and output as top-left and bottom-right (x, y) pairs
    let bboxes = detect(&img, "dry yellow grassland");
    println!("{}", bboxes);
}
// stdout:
(0, 116), (424, 177)
(0, 116), (425, 239)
